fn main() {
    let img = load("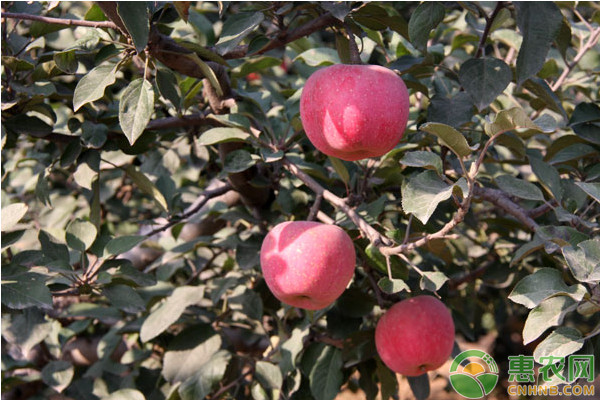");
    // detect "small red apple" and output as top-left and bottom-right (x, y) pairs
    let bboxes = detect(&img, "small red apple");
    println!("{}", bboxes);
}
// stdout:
(300, 64), (409, 161)
(375, 295), (455, 376)
(260, 221), (356, 310)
